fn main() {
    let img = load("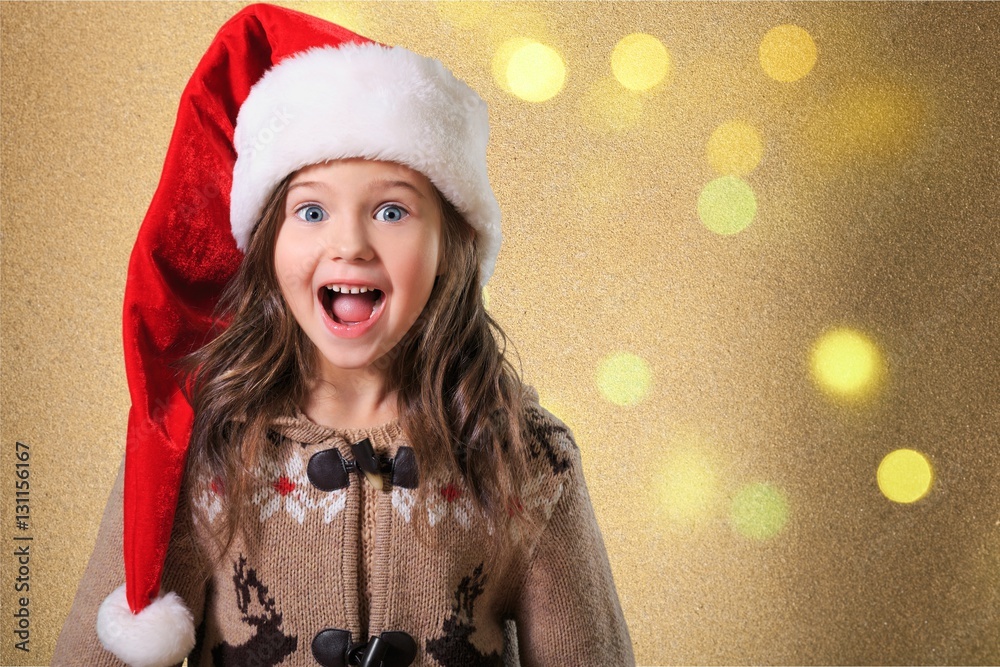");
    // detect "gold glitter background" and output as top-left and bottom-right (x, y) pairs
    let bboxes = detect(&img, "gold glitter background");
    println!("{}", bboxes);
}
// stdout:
(2, 2), (999, 665)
